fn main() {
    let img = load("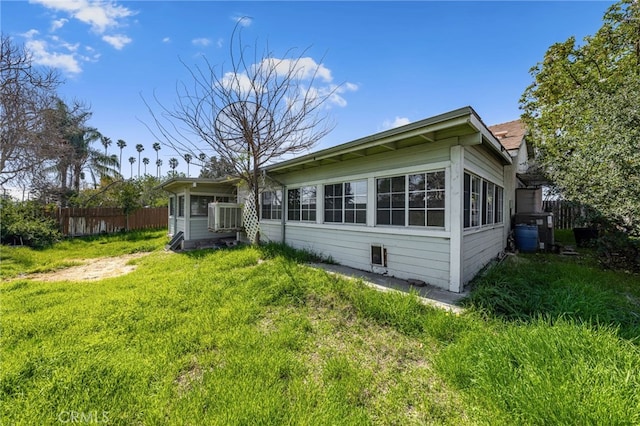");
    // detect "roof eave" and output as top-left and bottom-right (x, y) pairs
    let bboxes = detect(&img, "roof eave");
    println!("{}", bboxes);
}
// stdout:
(266, 106), (476, 173)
